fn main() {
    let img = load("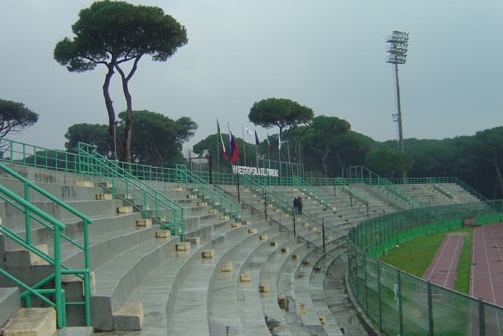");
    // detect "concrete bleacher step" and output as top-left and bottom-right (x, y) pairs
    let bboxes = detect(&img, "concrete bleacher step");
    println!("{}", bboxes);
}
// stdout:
(168, 219), (273, 335)
(1, 307), (56, 336)
(324, 256), (370, 335)
(123, 213), (269, 334)
(208, 226), (290, 335)
(90, 226), (172, 331)
(0, 287), (21, 329)
(55, 327), (94, 336)
(260, 236), (318, 336)
(304, 248), (346, 335)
